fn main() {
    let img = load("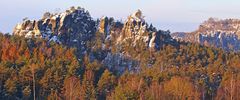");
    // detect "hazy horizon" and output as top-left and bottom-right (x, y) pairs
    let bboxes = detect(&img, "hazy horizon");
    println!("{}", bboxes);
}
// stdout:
(1, 0), (240, 33)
